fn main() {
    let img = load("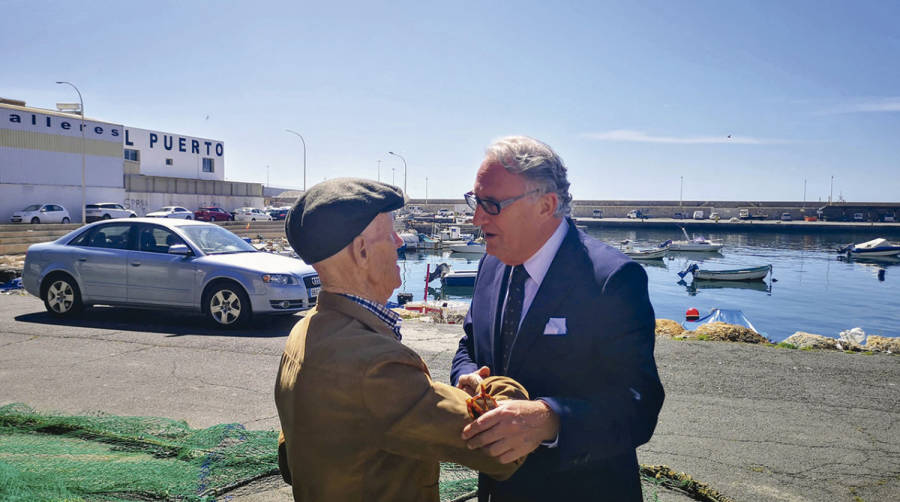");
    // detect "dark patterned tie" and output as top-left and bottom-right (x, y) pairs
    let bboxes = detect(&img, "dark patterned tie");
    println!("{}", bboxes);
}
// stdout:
(500, 265), (529, 374)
